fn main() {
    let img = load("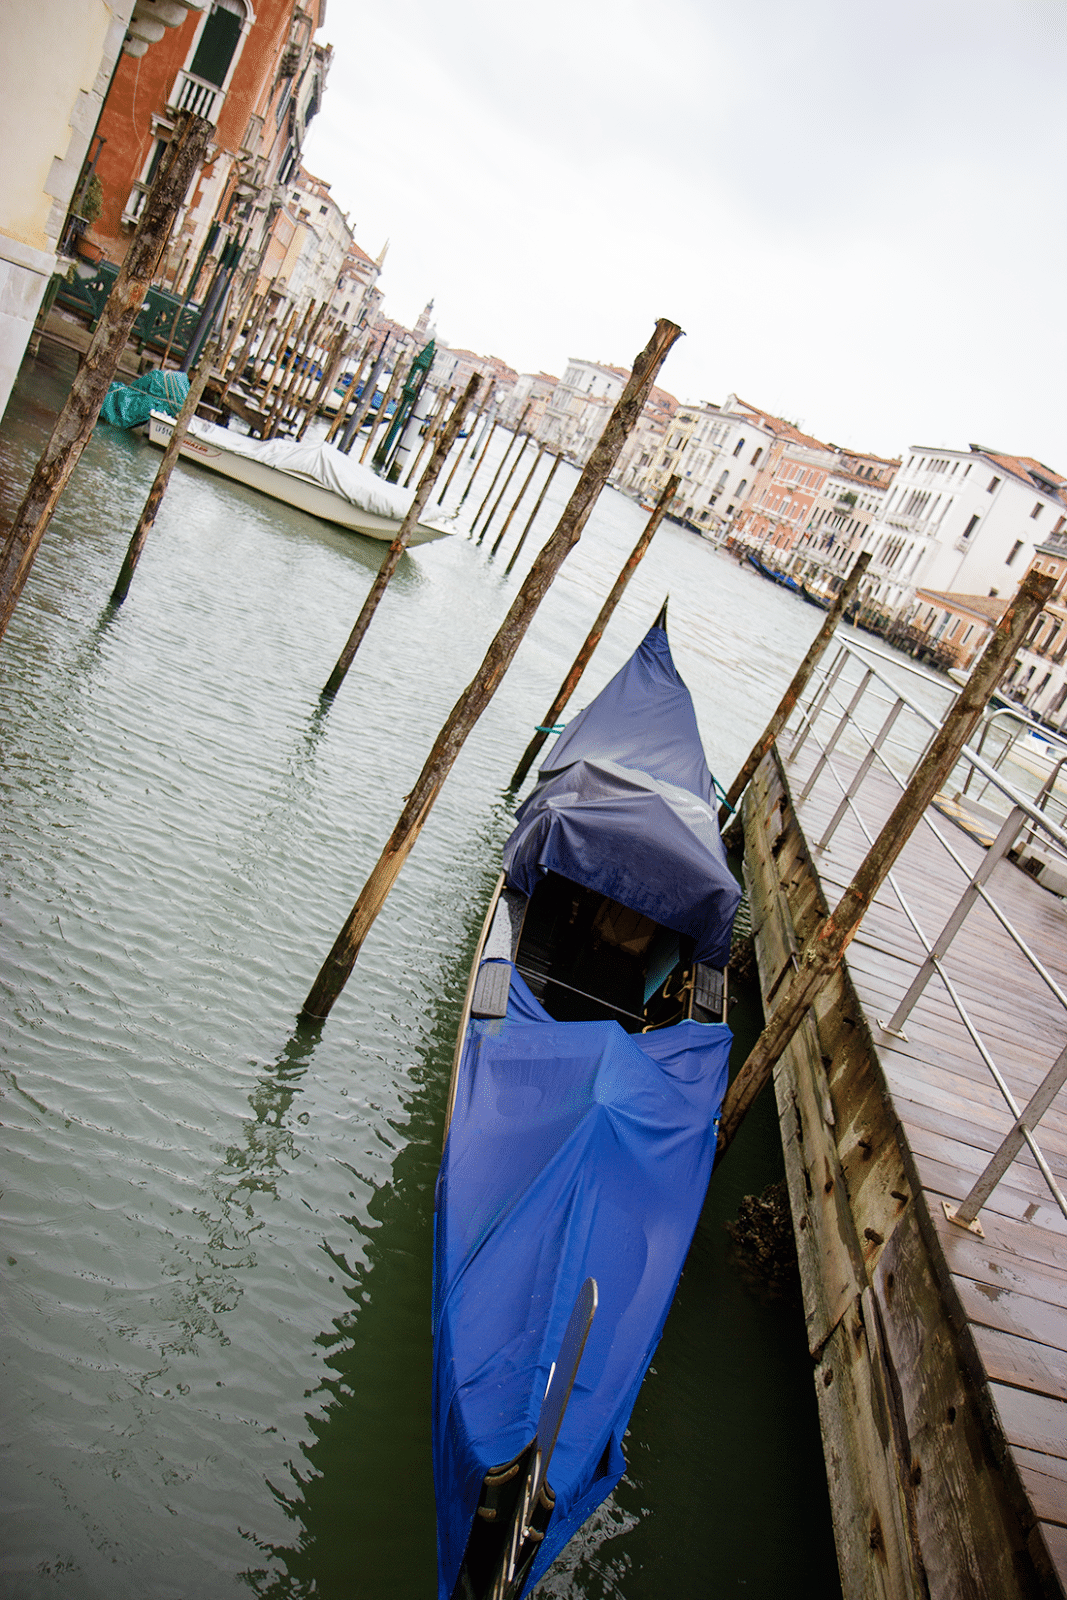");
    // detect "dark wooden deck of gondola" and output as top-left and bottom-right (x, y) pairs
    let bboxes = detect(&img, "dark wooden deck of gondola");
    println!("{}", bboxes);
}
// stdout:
(778, 737), (1067, 1589)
